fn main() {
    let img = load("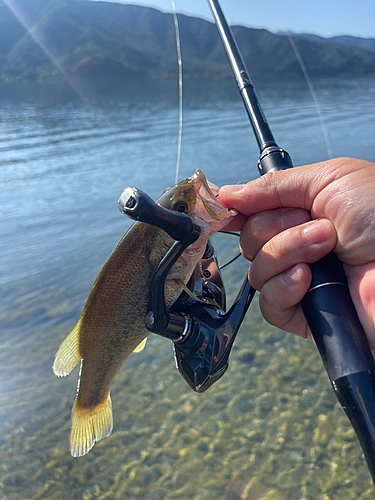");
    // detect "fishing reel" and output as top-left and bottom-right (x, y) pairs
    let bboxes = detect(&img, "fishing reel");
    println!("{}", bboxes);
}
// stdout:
(118, 187), (255, 392)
